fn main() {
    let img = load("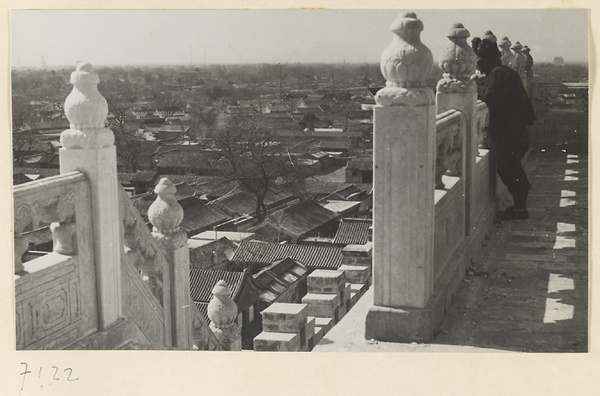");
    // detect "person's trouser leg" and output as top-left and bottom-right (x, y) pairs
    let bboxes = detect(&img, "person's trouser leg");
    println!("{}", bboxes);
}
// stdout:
(493, 128), (531, 209)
